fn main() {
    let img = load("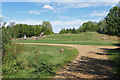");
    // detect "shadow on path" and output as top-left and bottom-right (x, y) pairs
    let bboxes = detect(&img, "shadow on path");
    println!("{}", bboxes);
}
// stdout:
(56, 55), (113, 79)
(100, 47), (120, 80)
